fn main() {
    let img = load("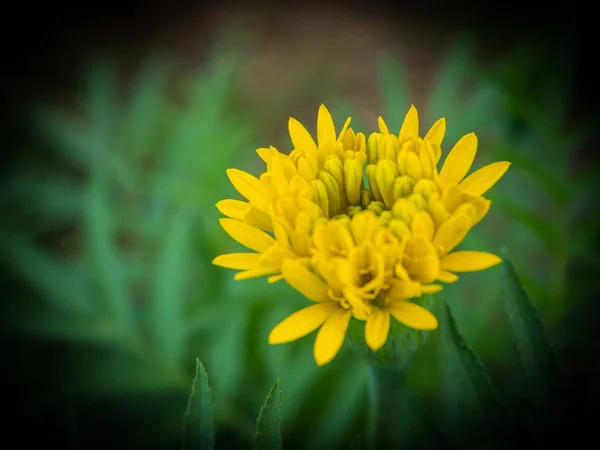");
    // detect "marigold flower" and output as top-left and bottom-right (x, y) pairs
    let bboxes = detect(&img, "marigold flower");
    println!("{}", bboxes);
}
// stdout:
(213, 105), (510, 366)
